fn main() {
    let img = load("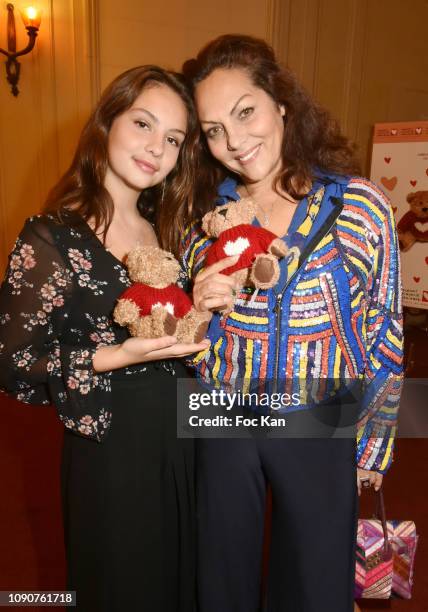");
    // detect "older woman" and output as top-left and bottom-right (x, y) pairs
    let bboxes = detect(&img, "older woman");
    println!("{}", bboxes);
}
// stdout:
(180, 35), (402, 612)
